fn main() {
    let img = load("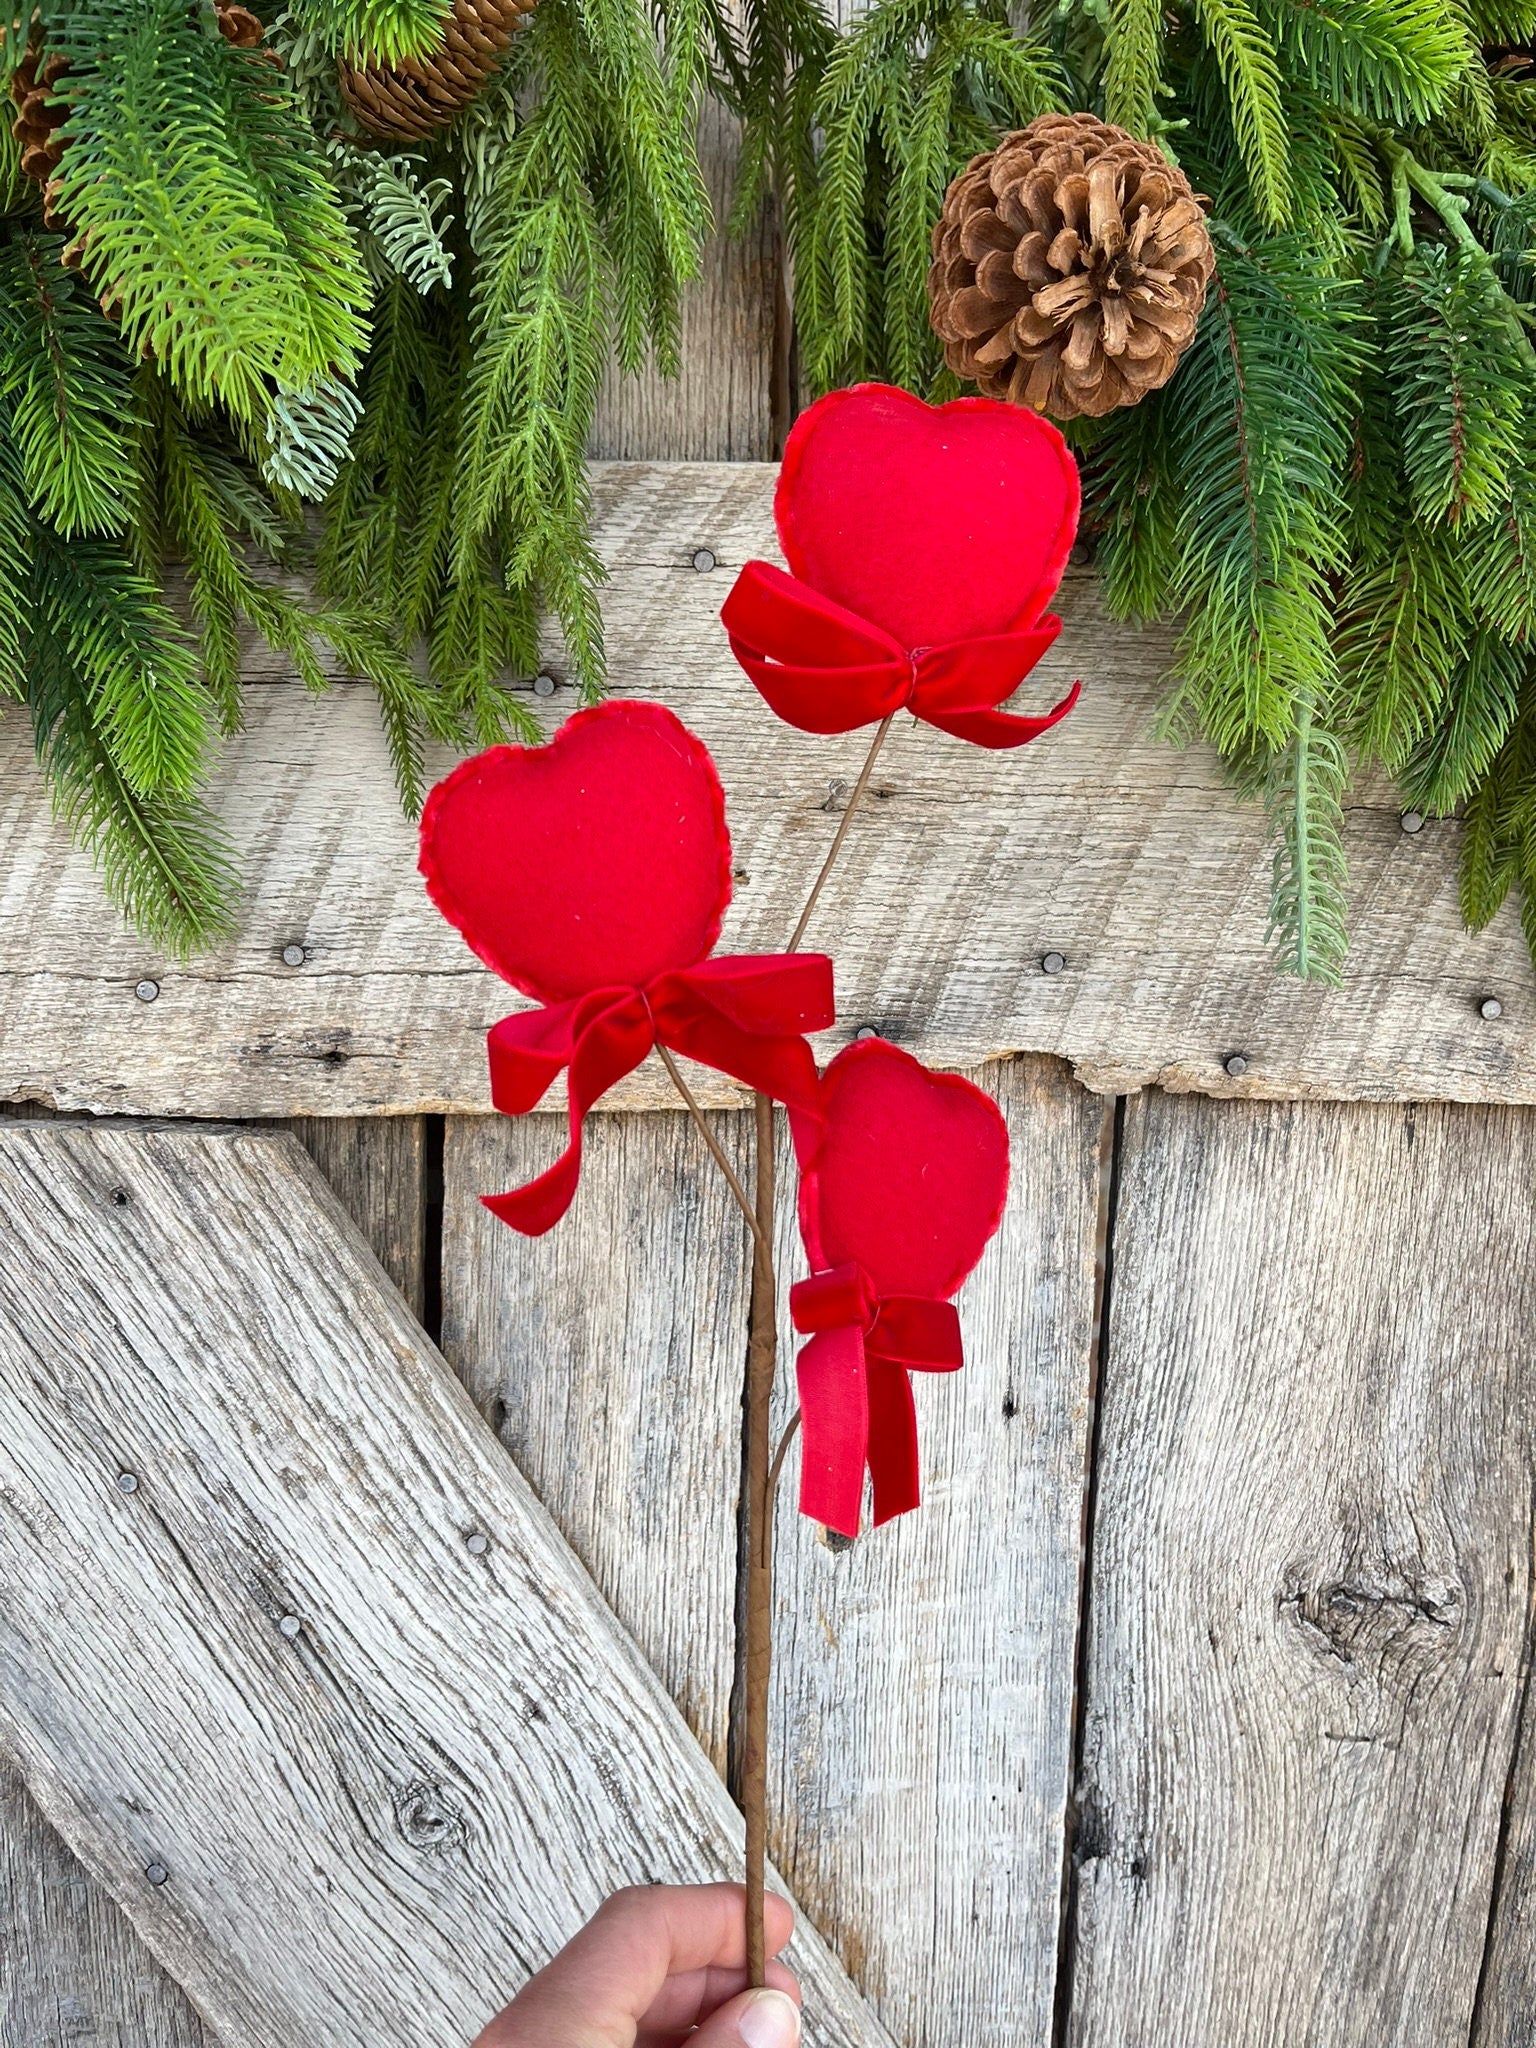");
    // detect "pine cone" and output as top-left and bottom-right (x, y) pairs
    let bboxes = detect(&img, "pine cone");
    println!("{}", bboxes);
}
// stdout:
(929, 113), (1215, 421)
(9, 45), (71, 220)
(214, 0), (269, 47)
(338, 0), (536, 141)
